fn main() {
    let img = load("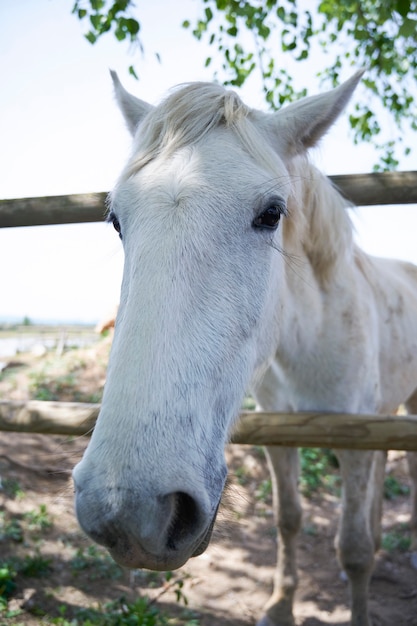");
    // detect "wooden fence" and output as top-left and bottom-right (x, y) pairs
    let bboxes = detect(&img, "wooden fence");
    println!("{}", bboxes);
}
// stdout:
(1, 171), (417, 228)
(1, 400), (417, 450)
(1, 171), (417, 450)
